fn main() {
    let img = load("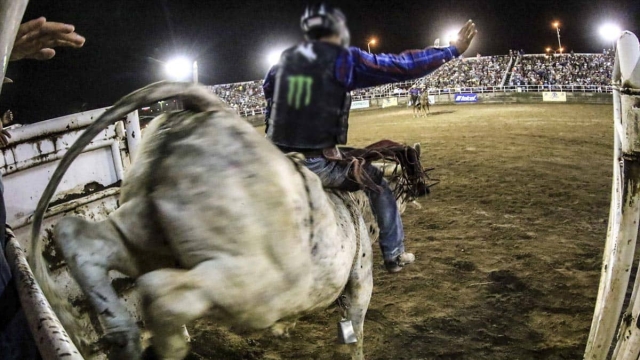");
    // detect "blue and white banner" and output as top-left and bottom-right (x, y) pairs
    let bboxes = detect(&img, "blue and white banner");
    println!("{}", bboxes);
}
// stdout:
(454, 93), (478, 103)
(350, 100), (370, 110)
